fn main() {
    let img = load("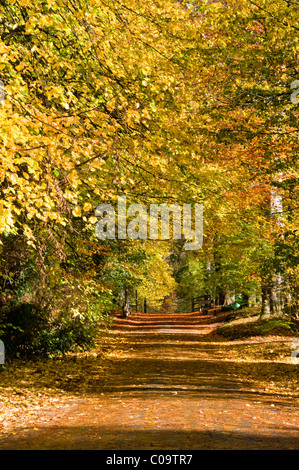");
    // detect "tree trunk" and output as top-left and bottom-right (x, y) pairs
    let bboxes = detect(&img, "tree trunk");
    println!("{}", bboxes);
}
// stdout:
(218, 290), (225, 306)
(241, 292), (249, 308)
(122, 288), (131, 318)
(261, 283), (270, 317)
